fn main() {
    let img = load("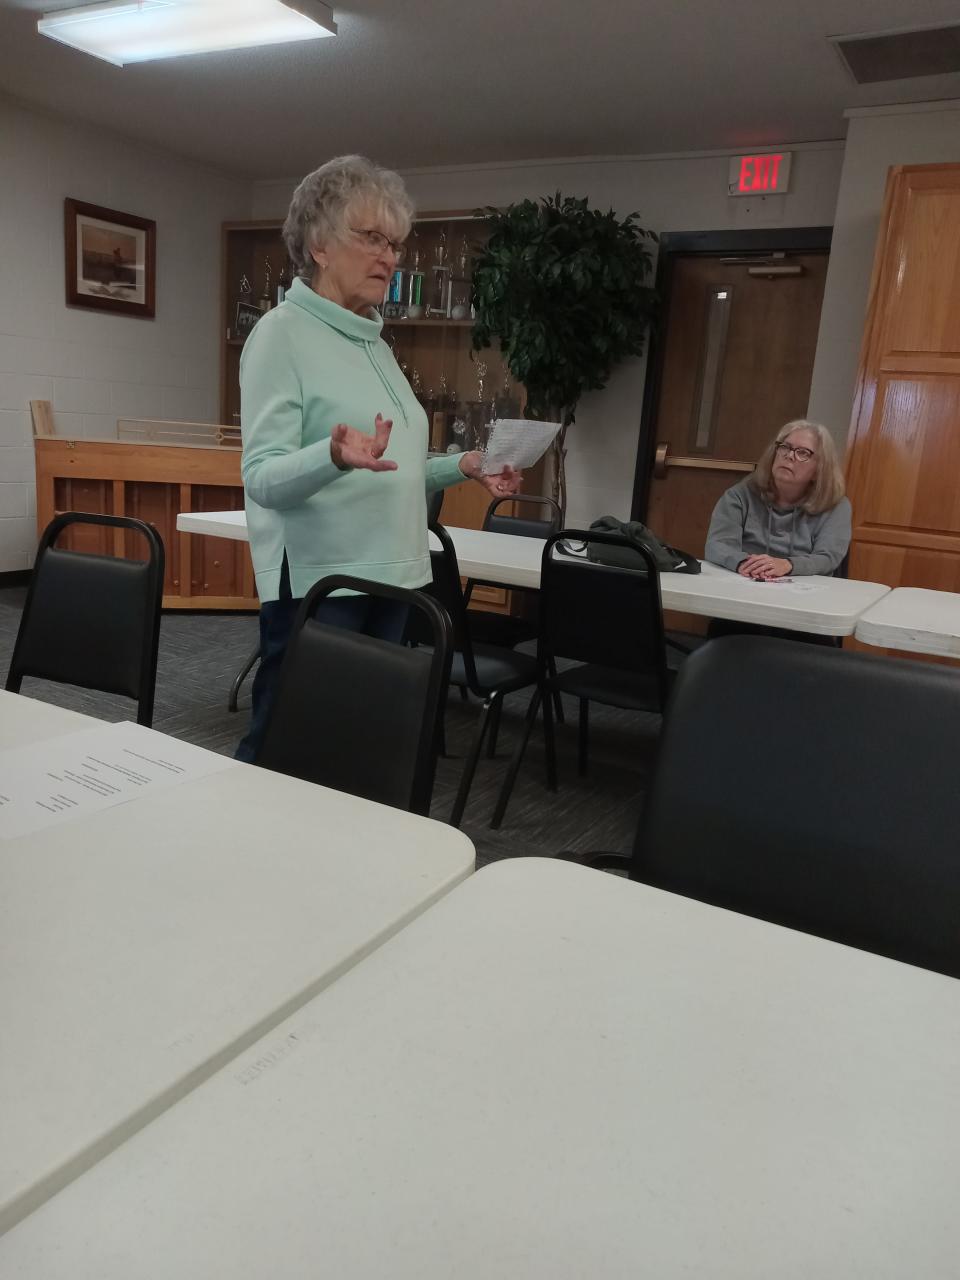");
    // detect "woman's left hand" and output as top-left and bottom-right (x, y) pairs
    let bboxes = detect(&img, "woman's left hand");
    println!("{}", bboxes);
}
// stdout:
(458, 451), (523, 499)
(740, 554), (793, 580)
